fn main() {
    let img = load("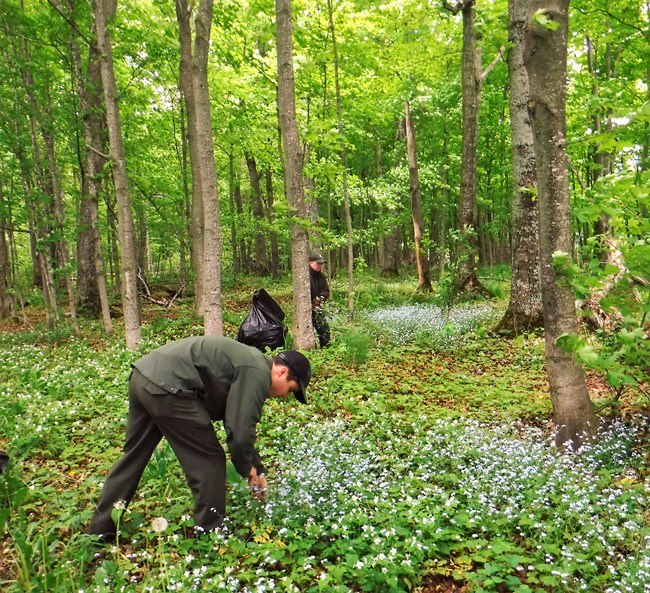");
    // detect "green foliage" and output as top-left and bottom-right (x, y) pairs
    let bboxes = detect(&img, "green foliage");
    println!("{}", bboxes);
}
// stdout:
(331, 327), (374, 366)
(531, 8), (560, 31)
(551, 237), (649, 409)
(557, 316), (650, 409)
